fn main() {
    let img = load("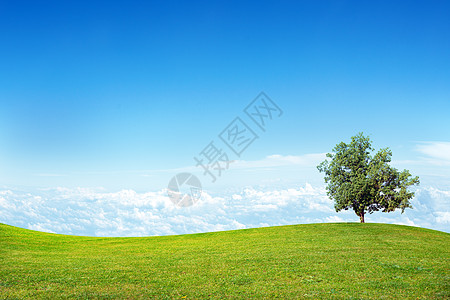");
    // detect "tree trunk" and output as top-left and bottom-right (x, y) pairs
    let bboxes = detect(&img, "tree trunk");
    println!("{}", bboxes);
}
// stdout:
(359, 211), (365, 223)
